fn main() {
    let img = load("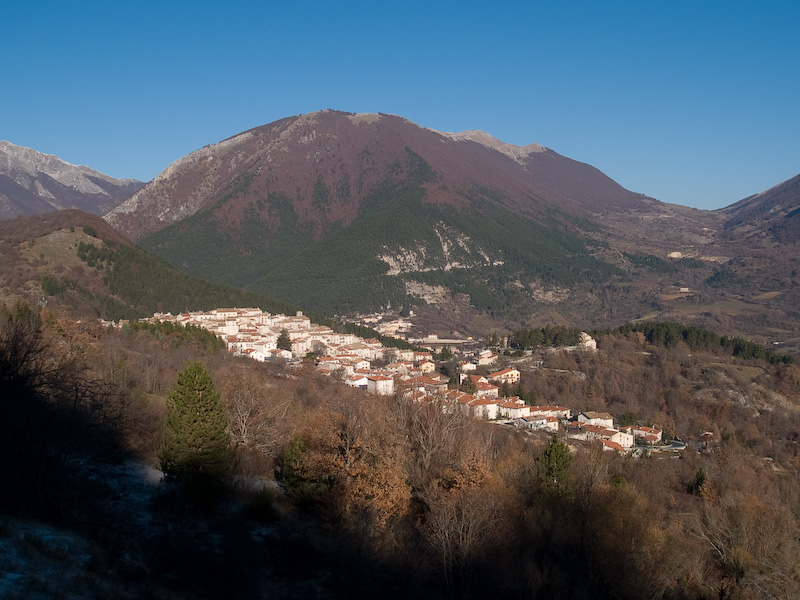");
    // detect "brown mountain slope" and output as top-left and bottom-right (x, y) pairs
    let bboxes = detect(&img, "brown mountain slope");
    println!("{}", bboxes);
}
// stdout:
(105, 110), (658, 240)
(0, 210), (130, 310)
(721, 173), (800, 244)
